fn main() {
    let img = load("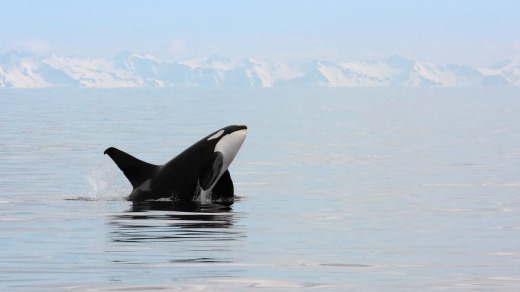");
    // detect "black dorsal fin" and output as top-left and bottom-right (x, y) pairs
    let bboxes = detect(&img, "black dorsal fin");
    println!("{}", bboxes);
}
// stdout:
(104, 147), (159, 189)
